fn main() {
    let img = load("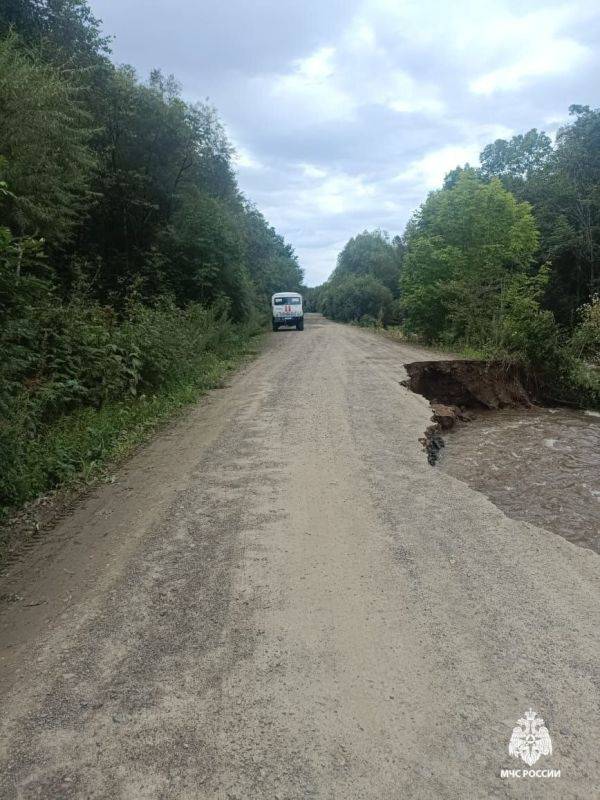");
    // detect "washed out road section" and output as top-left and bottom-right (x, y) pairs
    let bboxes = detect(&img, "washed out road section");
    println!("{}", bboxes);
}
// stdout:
(0, 314), (599, 798)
